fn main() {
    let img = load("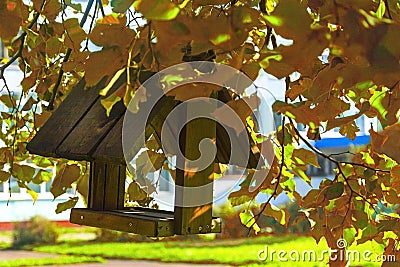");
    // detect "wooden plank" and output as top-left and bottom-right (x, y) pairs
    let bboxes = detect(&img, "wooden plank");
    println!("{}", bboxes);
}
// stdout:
(27, 78), (103, 158)
(70, 208), (174, 237)
(70, 208), (220, 236)
(56, 98), (126, 160)
(104, 162), (126, 210)
(117, 164), (126, 210)
(88, 161), (106, 210)
(89, 160), (125, 210)
(92, 116), (125, 164)
(174, 96), (216, 235)
(28, 71), (128, 161)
